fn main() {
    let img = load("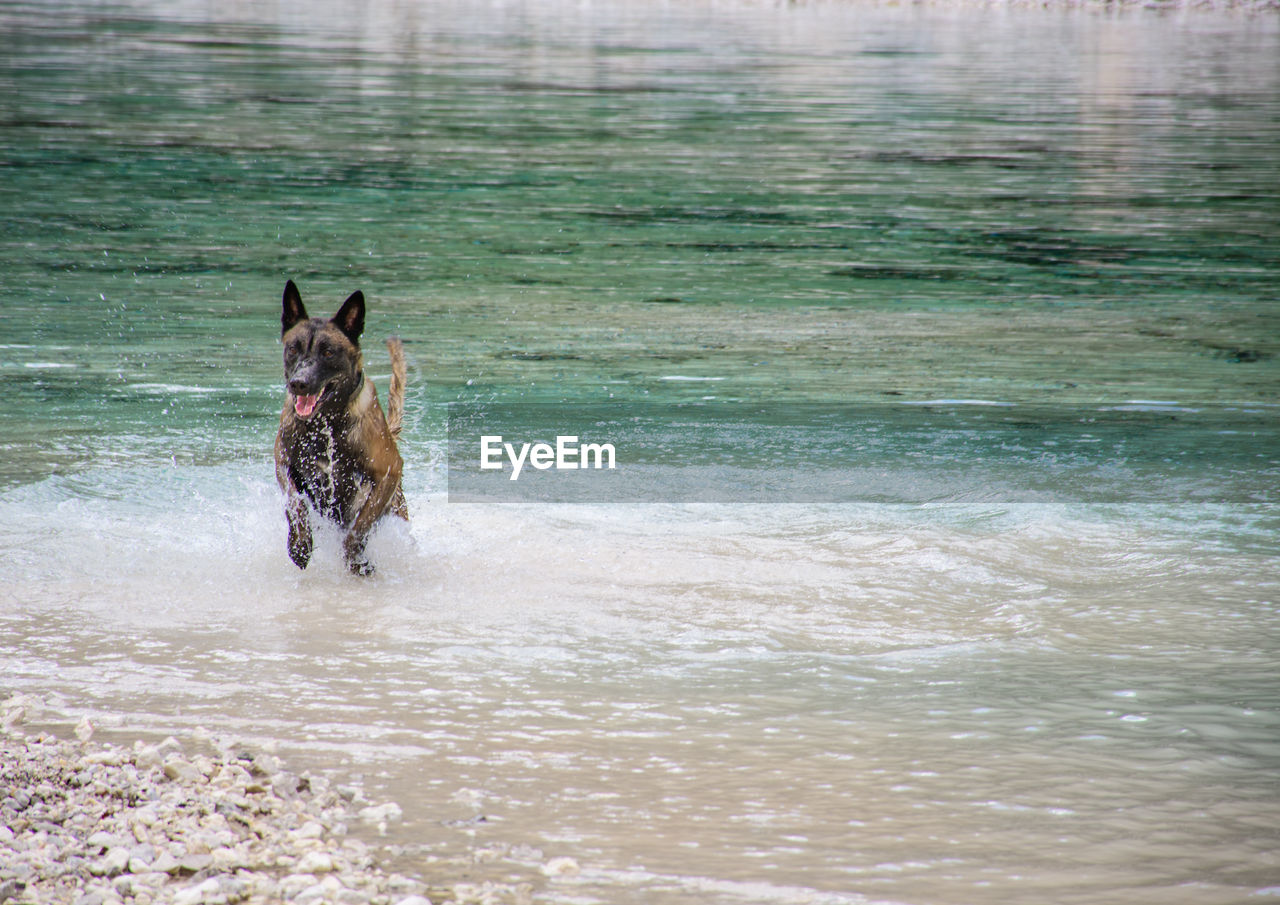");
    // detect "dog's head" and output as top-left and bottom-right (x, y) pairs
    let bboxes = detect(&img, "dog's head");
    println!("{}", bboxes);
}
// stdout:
(280, 280), (365, 420)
